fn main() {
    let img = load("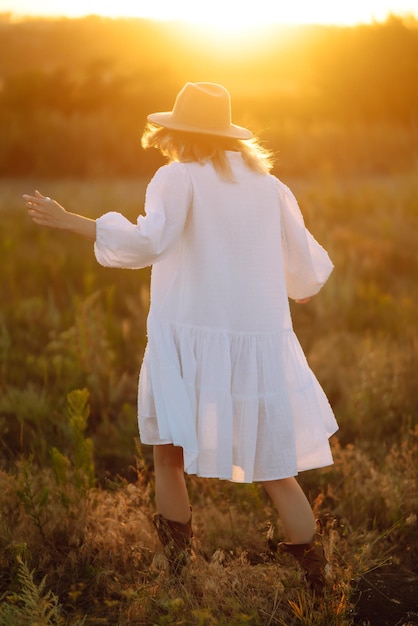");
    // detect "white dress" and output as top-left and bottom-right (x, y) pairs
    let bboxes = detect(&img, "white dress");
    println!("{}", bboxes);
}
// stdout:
(94, 152), (338, 483)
